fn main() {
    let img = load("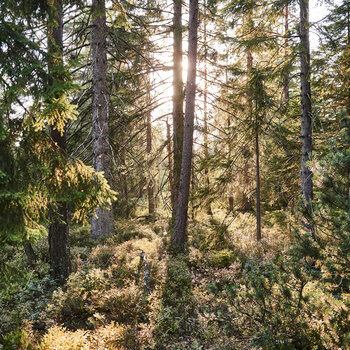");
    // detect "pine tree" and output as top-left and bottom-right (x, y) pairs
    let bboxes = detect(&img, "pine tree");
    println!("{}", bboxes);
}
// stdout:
(172, 0), (199, 251)
(172, 0), (184, 215)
